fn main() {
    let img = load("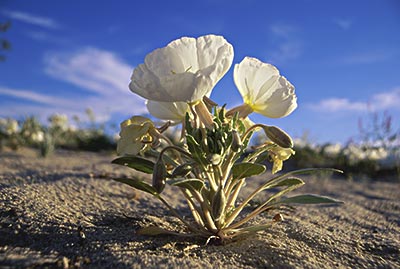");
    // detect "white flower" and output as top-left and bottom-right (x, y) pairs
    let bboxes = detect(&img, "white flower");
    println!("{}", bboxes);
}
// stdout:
(117, 116), (158, 156)
(129, 35), (234, 103)
(49, 114), (68, 130)
(269, 146), (295, 174)
(0, 118), (19, 135)
(232, 57), (297, 118)
(367, 147), (388, 161)
(324, 143), (342, 157)
(343, 144), (366, 163)
(31, 131), (44, 143)
(146, 101), (189, 124)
